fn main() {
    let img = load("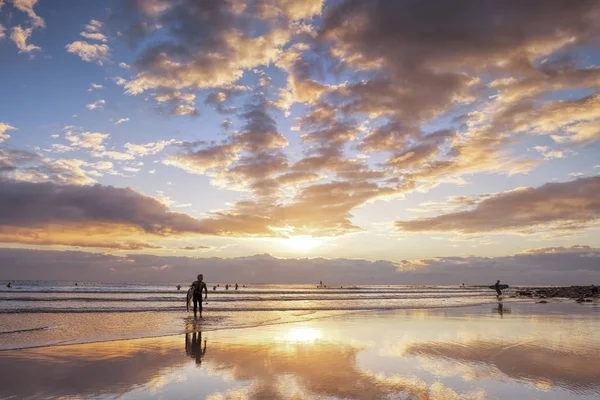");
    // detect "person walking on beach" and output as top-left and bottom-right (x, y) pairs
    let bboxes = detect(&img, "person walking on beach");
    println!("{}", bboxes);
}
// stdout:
(235, 283), (238, 290)
(494, 280), (502, 298)
(190, 274), (208, 319)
